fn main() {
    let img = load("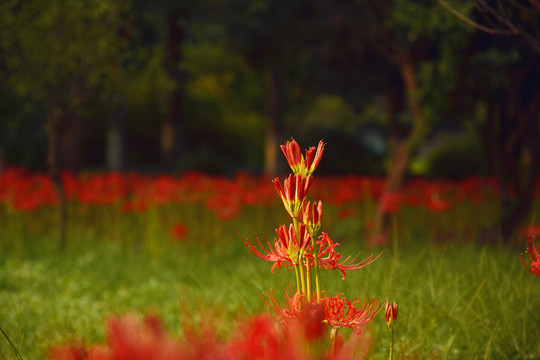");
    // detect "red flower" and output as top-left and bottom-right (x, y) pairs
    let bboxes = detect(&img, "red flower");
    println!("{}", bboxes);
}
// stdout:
(302, 200), (323, 236)
(320, 294), (383, 334)
(281, 138), (303, 174)
(524, 225), (540, 237)
(280, 138), (325, 176)
(384, 302), (398, 331)
(171, 223), (188, 240)
(241, 233), (292, 272)
(316, 233), (382, 280)
(304, 140), (325, 175)
(521, 235), (540, 277)
(381, 192), (402, 214)
(262, 288), (306, 323)
(242, 224), (311, 271)
(384, 302), (398, 324)
(273, 174), (312, 218)
(425, 196), (451, 213)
